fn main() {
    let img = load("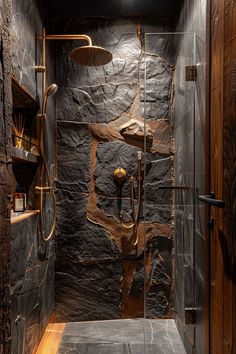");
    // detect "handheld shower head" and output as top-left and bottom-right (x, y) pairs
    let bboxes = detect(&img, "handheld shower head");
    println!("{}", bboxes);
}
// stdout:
(42, 83), (58, 115)
(69, 45), (113, 66)
(46, 83), (58, 97)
